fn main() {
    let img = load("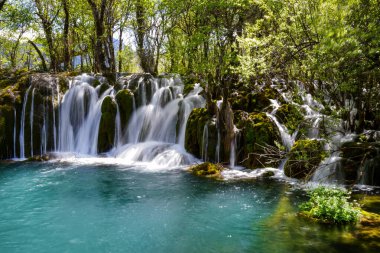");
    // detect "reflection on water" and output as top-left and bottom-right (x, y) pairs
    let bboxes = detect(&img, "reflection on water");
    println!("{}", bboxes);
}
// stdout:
(0, 161), (379, 253)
